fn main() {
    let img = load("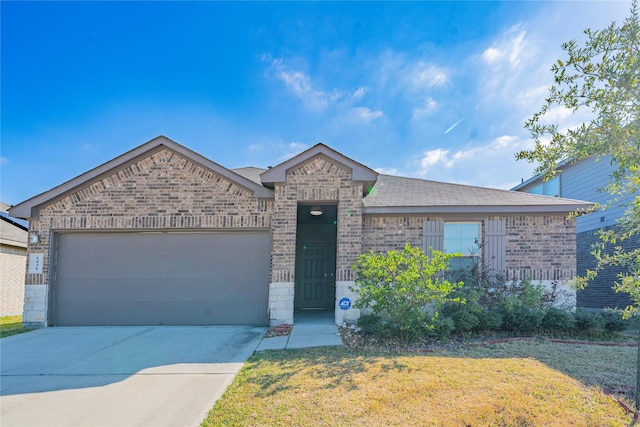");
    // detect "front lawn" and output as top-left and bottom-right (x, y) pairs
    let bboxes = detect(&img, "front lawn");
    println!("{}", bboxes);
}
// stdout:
(0, 316), (33, 338)
(203, 342), (635, 426)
